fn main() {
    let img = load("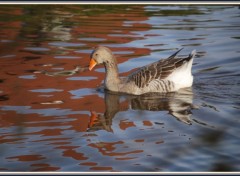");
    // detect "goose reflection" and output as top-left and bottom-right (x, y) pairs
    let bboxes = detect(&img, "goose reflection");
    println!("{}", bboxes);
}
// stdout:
(88, 88), (196, 132)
